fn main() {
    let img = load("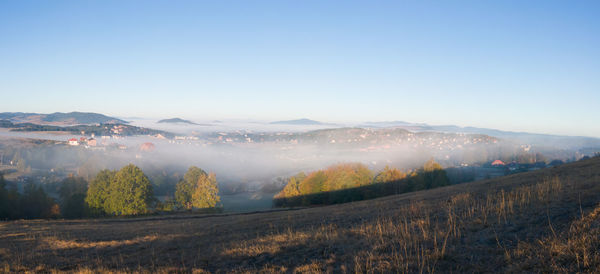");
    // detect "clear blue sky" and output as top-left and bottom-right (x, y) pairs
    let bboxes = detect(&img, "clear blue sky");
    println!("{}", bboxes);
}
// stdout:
(1, 1), (599, 137)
